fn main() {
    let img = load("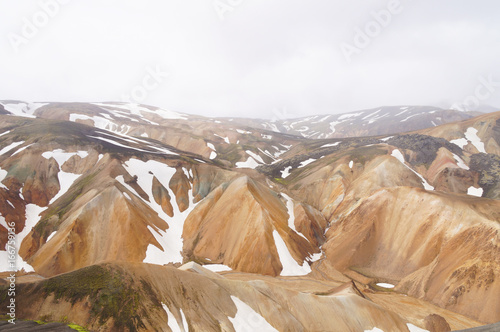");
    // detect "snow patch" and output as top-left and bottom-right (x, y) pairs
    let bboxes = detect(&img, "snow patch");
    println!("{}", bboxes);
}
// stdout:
(98, 103), (188, 120)
(214, 134), (230, 144)
(450, 127), (486, 153)
(0, 168), (7, 189)
(162, 303), (183, 332)
(329, 121), (342, 134)
(453, 154), (469, 170)
(258, 148), (276, 160)
(90, 135), (177, 155)
(11, 144), (35, 156)
(182, 167), (190, 180)
(395, 109), (409, 116)
(245, 150), (264, 164)
(376, 283), (394, 289)
(281, 166), (292, 178)
(235, 157), (259, 169)
(272, 230), (311, 276)
(349, 160), (354, 169)
(0, 141), (25, 155)
(207, 142), (217, 159)
(317, 115), (331, 122)
(465, 127), (486, 153)
(70, 113), (131, 135)
(321, 142), (340, 148)
(450, 138), (468, 149)
(362, 109), (381, 120)
(179, 309), (189, 332)
(229, 296), (278, 332)
(1, 102), (47, 118)
(401, 113), (419, 122)
(308, 252), (322, 262)
(298, 158), (316, 168)
(46, 231), (57, 242)
(202, 264), (232, 272)
(0, 204), (46, 272)
(338, 112), (364, 120)
(41, 149), (86, 165)
(368, 112), (389, 124)
(281, 194), (308, 241)
(50, 172), (81, 204)
(467, 186), (483, 197)
(0, 214), (8, 231)
(365, 328), (385, 332)
(263, 122), (280, 133)
(407, 323), (429, 332)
